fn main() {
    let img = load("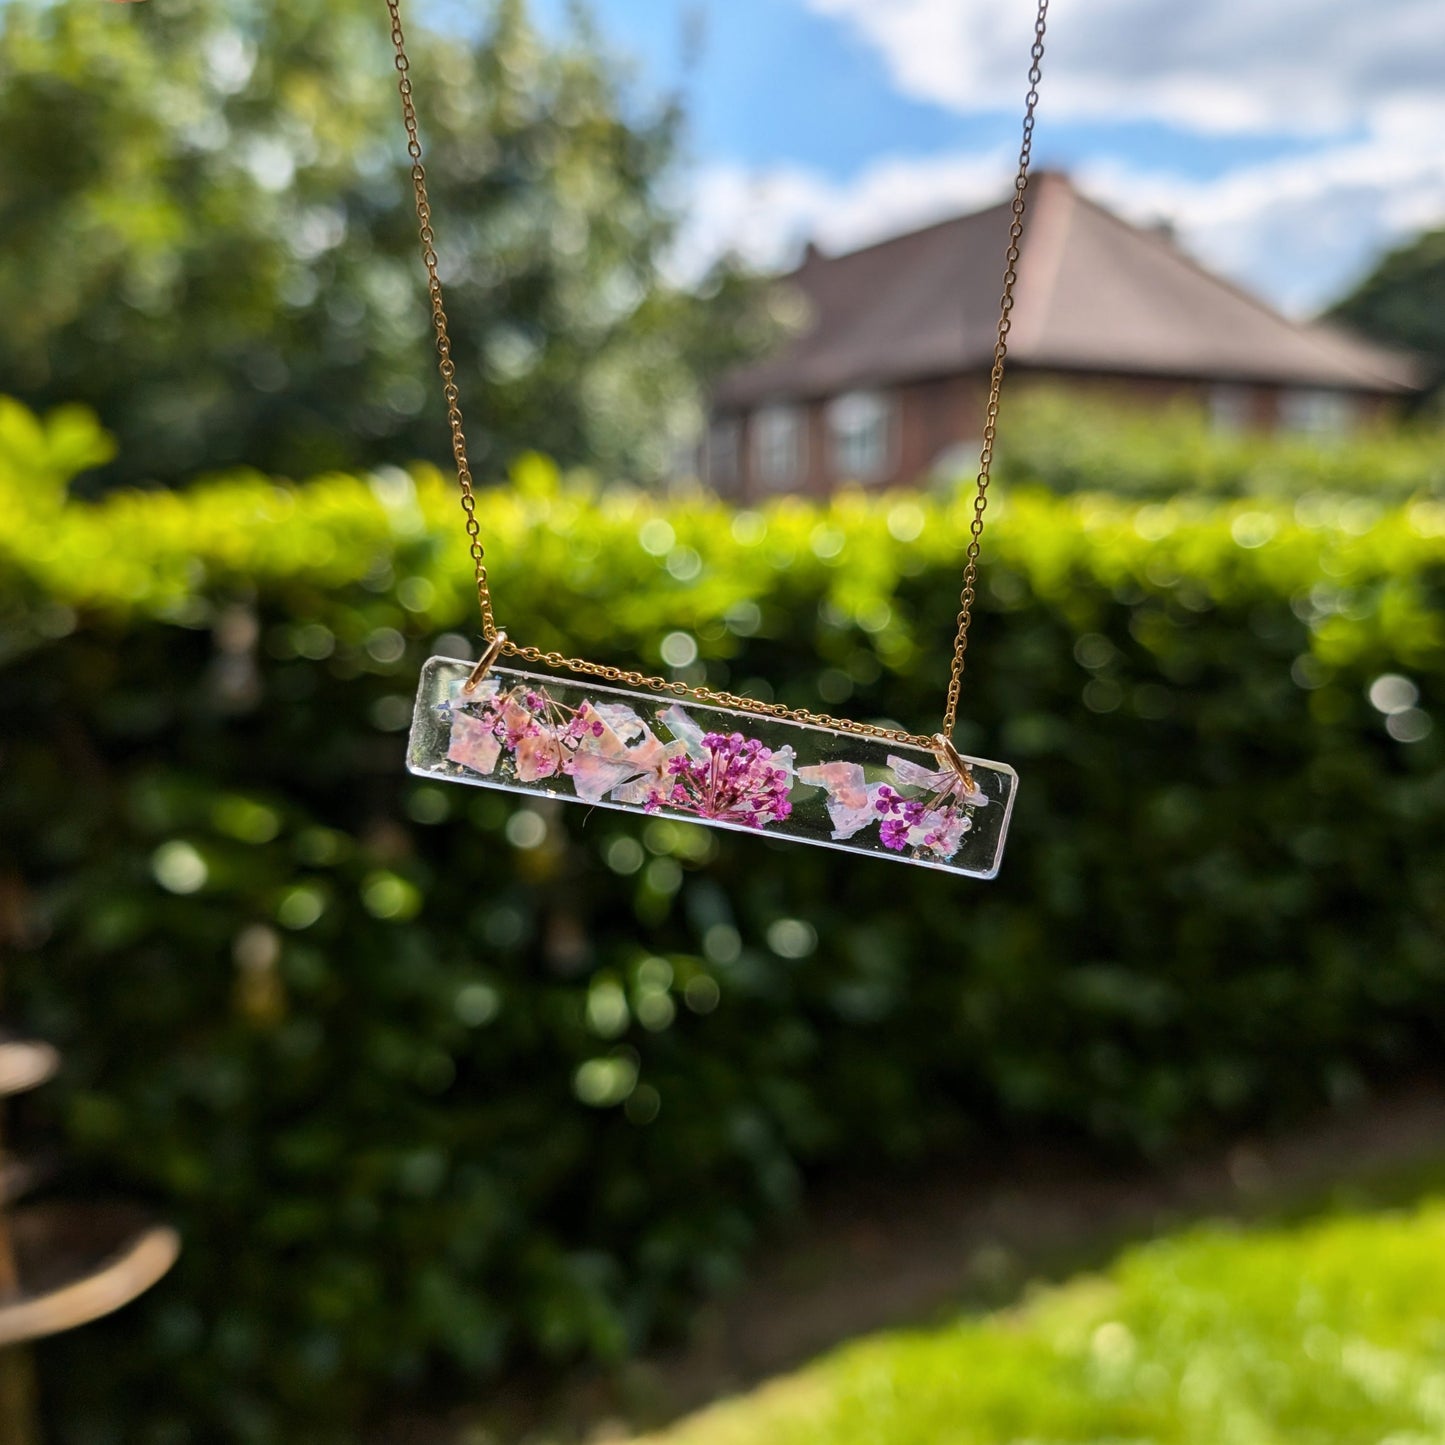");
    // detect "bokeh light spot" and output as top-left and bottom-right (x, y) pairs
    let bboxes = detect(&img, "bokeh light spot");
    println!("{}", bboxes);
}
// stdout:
(152, 841), (207, 894)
